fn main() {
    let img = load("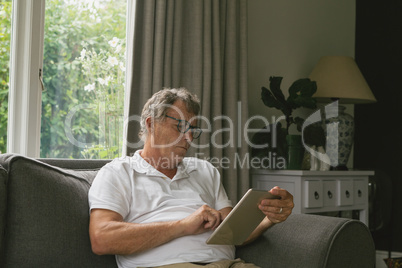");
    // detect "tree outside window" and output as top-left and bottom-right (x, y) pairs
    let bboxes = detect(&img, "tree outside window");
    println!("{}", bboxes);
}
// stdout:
(40, 0), (127, 159)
